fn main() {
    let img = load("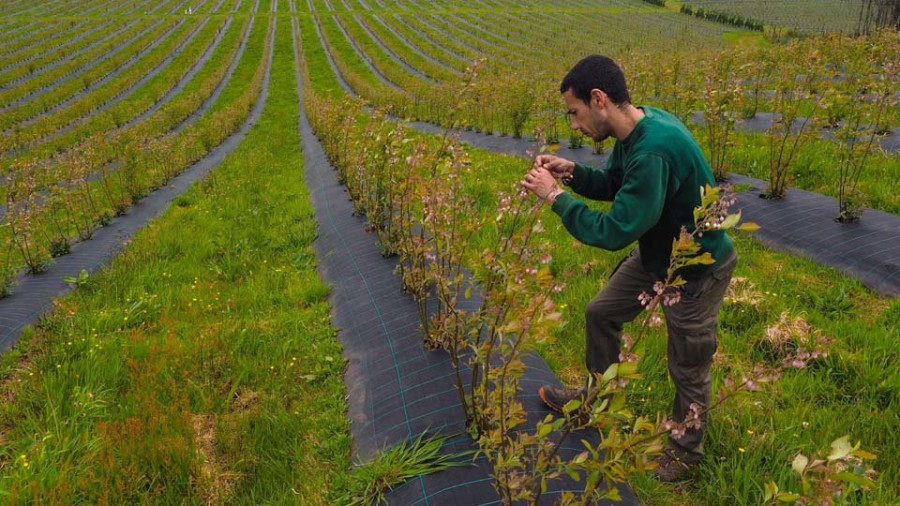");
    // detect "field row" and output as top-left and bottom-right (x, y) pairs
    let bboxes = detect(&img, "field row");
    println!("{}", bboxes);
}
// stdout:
(297, 0), (900, 216)
(1, 13), (352, 503)
(0, 0), (238, 18)
(0, 2), (278, 295)
(296, 15), (900, 503)
(0, 3), (897, 504)
(684, 0), (864, 34)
